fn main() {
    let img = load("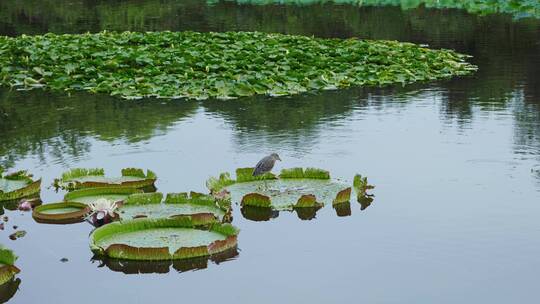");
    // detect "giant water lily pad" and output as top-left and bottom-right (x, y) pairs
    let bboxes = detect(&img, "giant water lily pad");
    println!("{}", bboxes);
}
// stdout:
(55, 168), (156, 191)
(117, 192), (228, 221)
(32, 202), (89, 224)
(0, 168), (41, 202)
(219, 167), (352, 211)
(0, 246), (19, 286)
(64, 187), (143, 205)
(231, 179), (350, 209)
(90, 216), (239, 260)
(0, 31), (476, 100)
